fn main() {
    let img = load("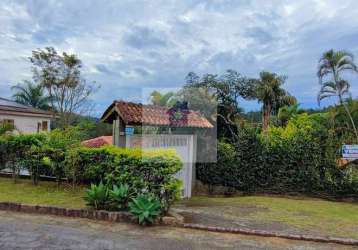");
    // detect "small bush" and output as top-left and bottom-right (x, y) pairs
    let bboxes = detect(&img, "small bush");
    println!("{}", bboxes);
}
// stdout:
(128, 194), (161, 225)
